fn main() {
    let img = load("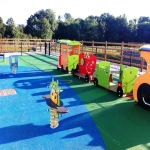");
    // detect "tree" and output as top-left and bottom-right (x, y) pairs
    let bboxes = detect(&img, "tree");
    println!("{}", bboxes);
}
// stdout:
(138, 16), (150, 24)
(64, 13), (74, 23)
(41, 18), (51, 39)
(128, 19), (137, 42)
(4, 18), (20, 38)
(84, 16), (99, 41)
(6, 17), (15, 26)
(0, 17), (5, 38)
(136, 22), (150, 42)
(25, 9), (58, 38)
